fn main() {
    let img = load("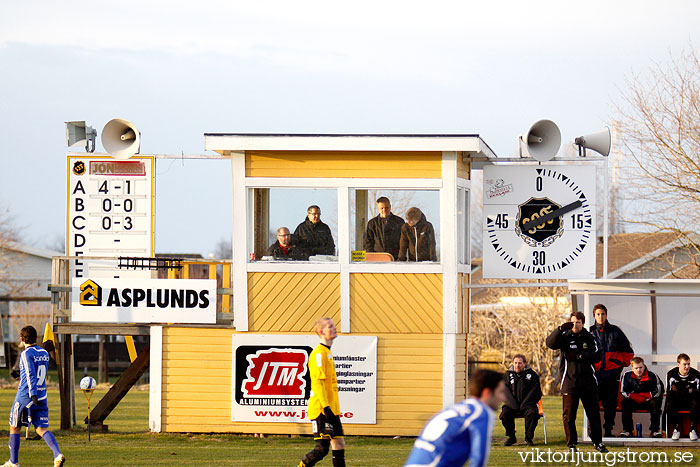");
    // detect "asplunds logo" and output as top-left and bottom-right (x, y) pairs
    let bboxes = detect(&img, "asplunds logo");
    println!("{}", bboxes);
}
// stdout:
(78, 279), (210, 309)
(235, 346), (312, 406)
(80, 280), (101, 306)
